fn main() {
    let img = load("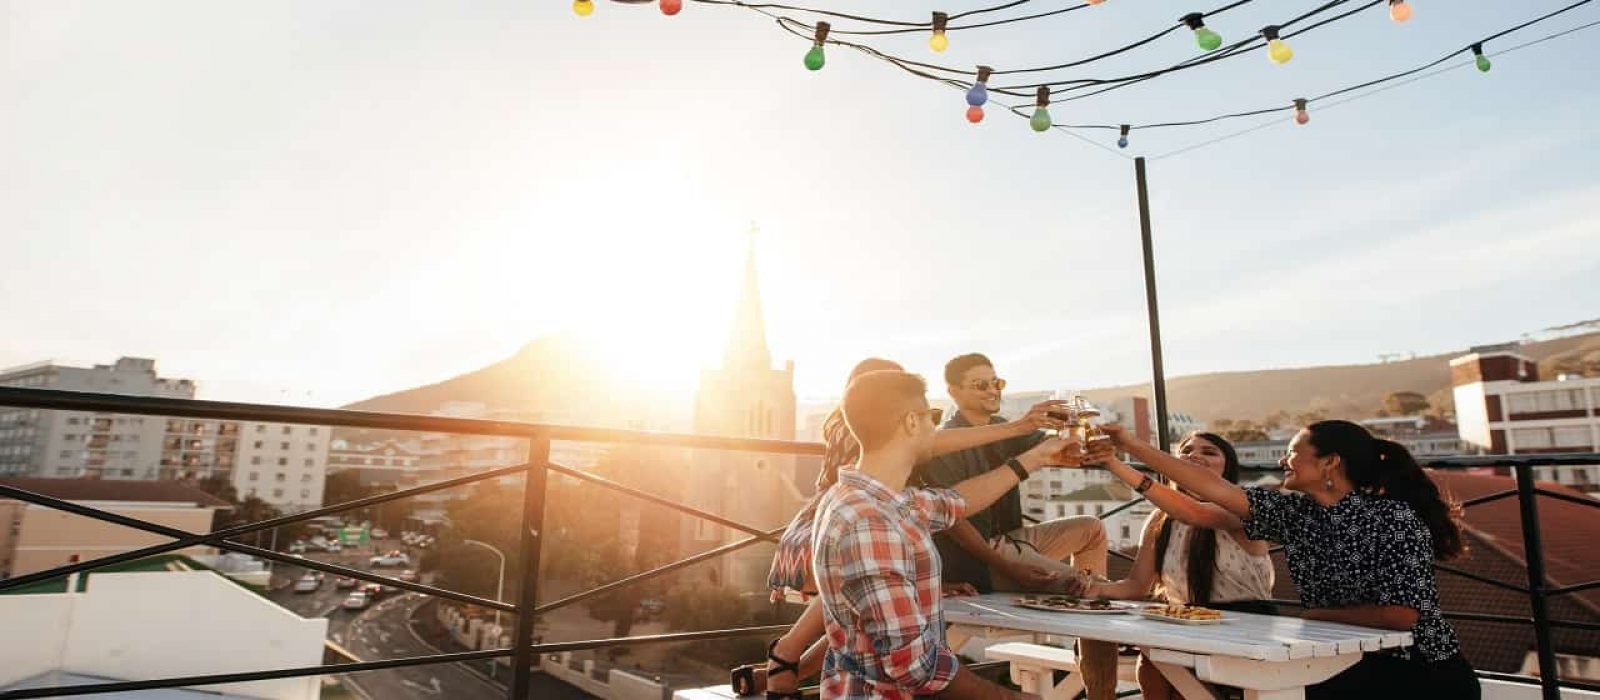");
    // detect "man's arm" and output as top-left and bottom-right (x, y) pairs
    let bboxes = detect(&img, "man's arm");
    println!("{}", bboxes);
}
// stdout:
(945, 520), (1058, 591)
